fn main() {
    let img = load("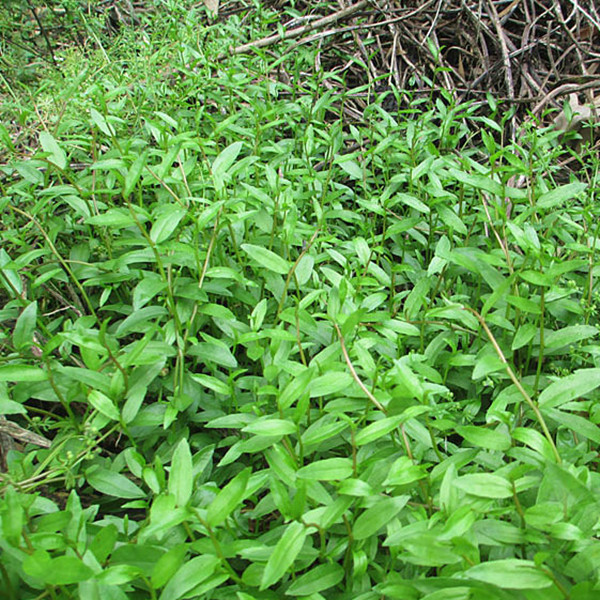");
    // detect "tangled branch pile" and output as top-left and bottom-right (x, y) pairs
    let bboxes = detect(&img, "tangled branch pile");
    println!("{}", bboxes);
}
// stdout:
(226, 0), (600, 133)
